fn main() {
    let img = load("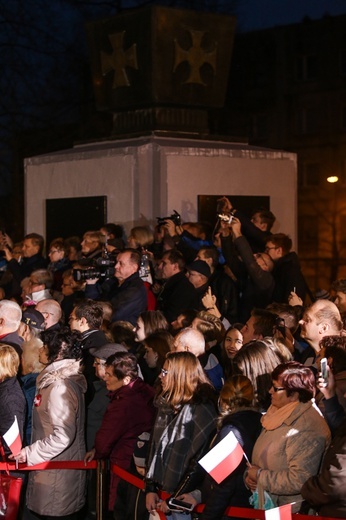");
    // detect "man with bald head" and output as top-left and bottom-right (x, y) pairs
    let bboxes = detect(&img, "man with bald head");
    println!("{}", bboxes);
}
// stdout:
(299, 299), (344, 365)
(173, 327), (205, 357)
(173, 327), (223, 390)
(35, 299), (62, 331)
